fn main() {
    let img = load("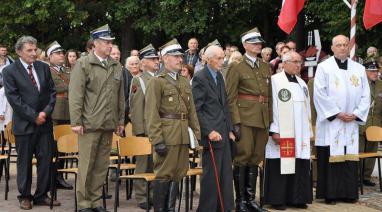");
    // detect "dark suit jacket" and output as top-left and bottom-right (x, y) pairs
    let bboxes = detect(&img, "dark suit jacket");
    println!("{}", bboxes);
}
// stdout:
(122, 67), (133, 124)
(3, 59), (56, 135)
(192, 67), (233, 148)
